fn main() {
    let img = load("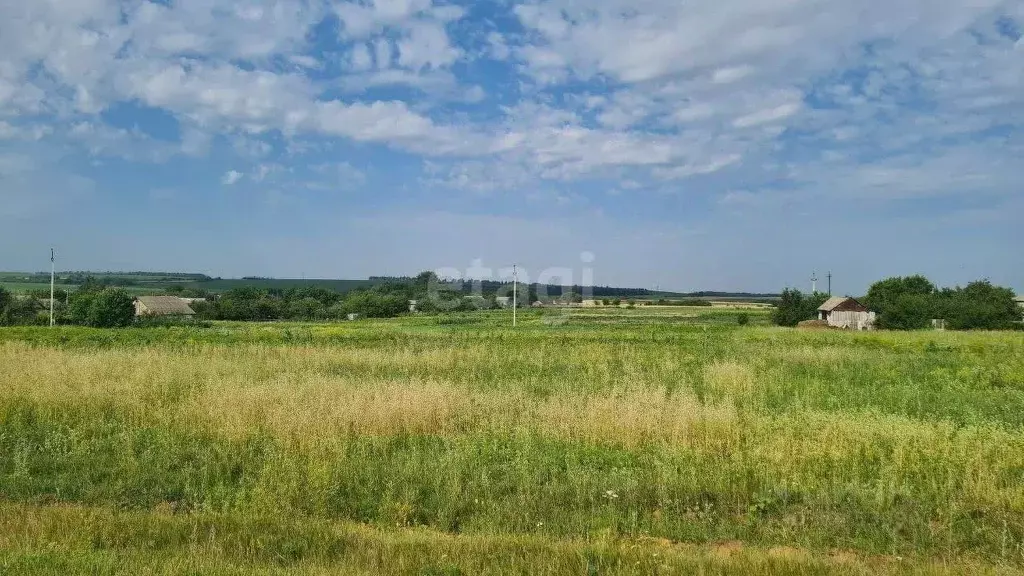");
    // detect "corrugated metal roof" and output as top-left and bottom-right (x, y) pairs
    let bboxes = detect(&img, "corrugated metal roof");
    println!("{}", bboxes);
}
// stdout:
(818, 296), (854, 312)
(137, 296), (196, 316)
